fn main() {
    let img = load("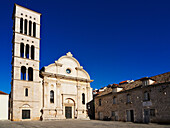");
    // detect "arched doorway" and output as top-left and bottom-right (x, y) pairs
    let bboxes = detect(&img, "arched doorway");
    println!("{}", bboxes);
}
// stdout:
(64, 98), (75, 119)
